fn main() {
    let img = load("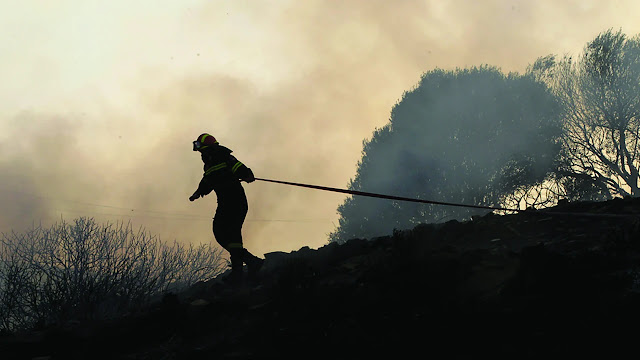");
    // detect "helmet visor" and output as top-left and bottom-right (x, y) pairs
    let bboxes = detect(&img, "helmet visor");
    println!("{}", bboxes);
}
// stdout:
(192, 140), (201, 151)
